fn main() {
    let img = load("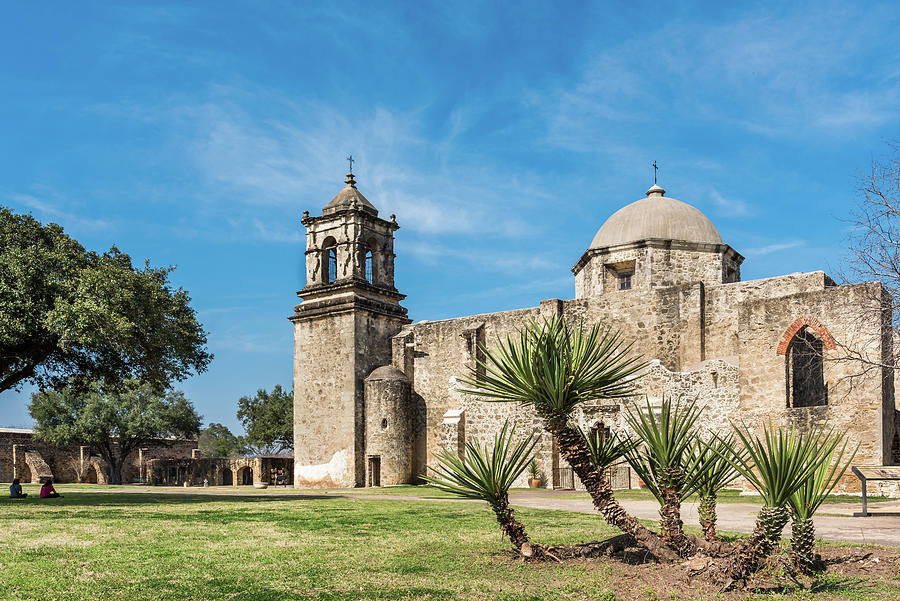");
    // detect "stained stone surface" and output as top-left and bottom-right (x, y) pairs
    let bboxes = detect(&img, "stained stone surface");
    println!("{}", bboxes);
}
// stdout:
(292, 181), (897, 491)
